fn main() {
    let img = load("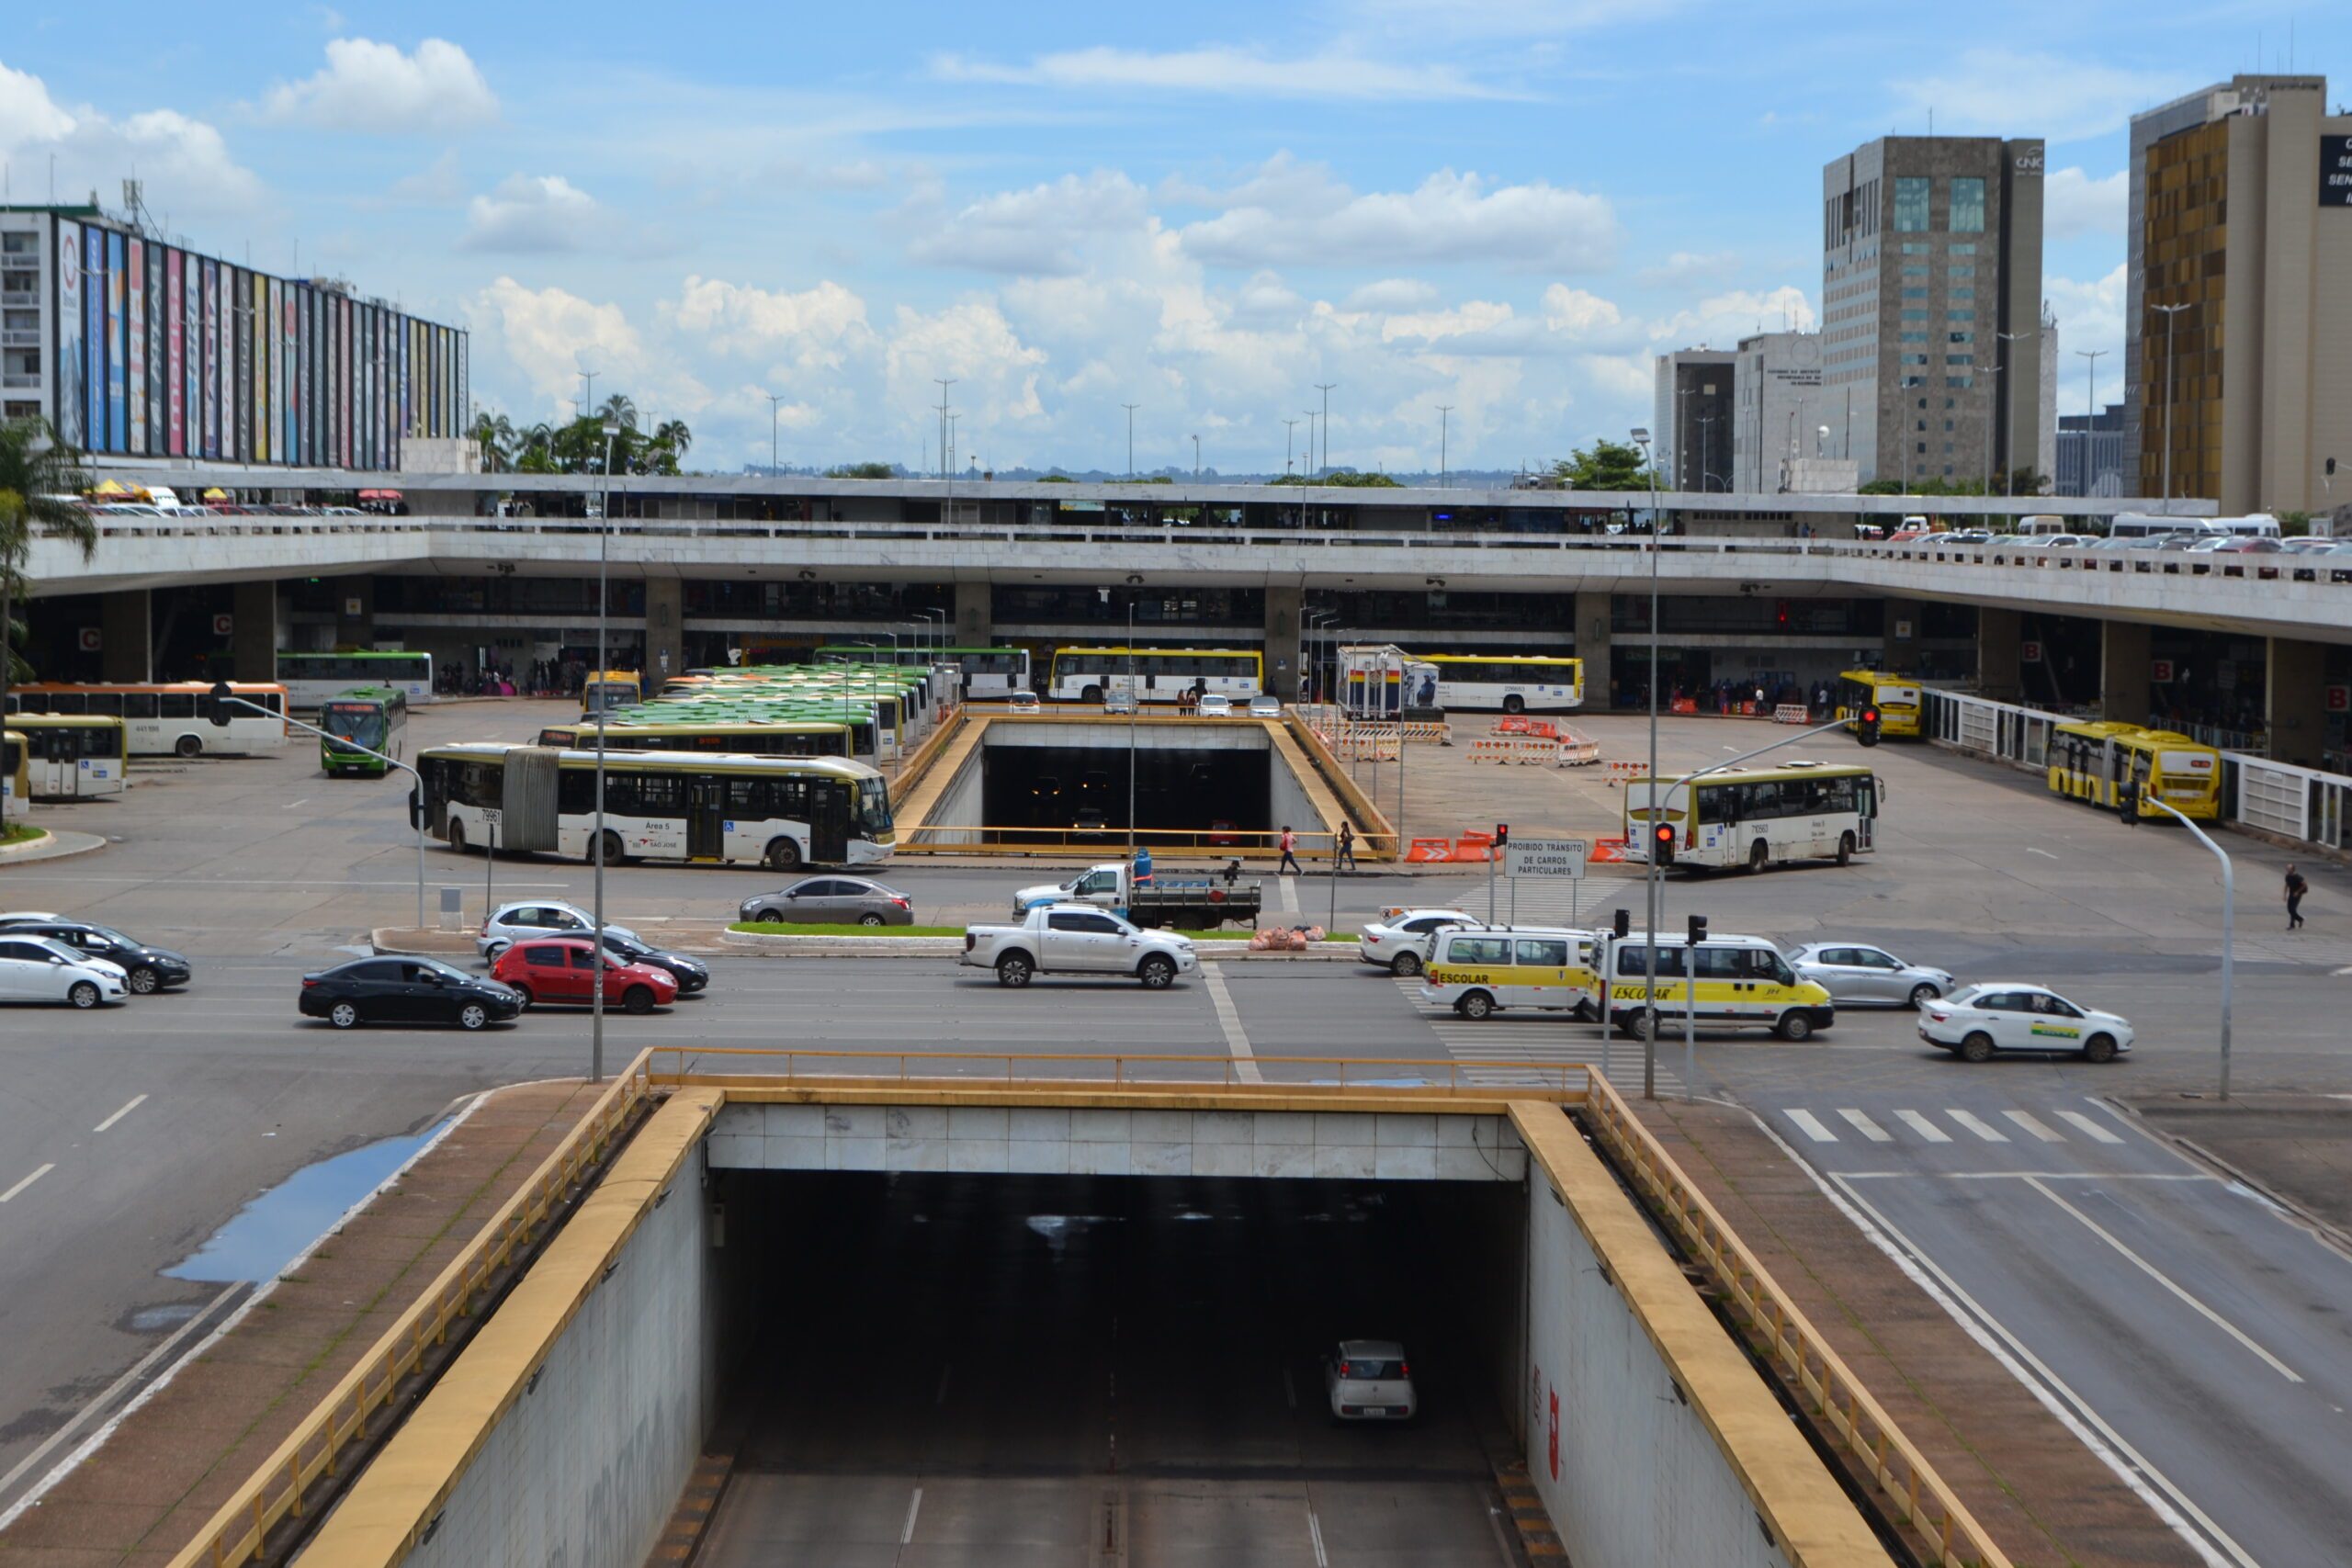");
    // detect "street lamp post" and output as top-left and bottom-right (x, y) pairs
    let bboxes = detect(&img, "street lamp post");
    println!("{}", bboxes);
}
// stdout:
(1123, 403), (1139, 481)
(591, 420), (621, 1084)
(766, 391), (784, 477)
(1631, 427), (1663, 1099)
(1996, 329), (2036, 496)
(1126, 597), (1137, 855)
(933, 380), (955, 481)
(2151, 303), (2189, 502)
(2075, 349), (2106, 499)
(1436, 404), (1453, 488)
(2143, 796), (2233, 1100)
(1192, 434), (1201, 480)
(1982, 358), (2003, 499)
(1315, 384), (1337, 476)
